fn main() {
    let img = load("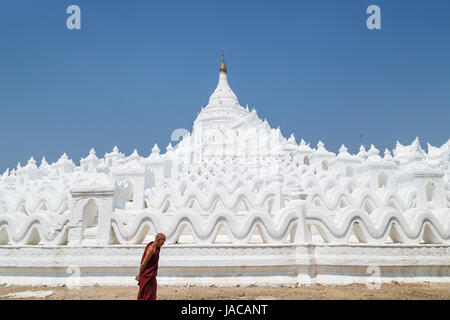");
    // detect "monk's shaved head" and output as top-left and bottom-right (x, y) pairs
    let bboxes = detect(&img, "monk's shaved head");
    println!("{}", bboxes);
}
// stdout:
(155, 233), (166, 240)
(154, 233), (166, 248)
